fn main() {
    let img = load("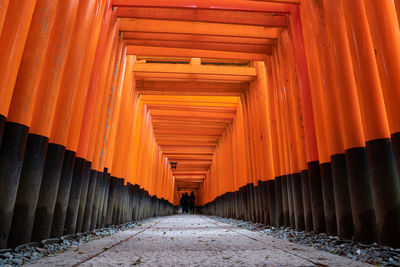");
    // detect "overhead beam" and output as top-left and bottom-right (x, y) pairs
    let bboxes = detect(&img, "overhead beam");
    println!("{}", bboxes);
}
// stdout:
(135, 74), (254, 82)
(153, 120), (229, 127)
(133, 63), (256, 76)
(124, 32), (276, 45)
(174, 175), (205, 178)
(140, 95), (239, 103)
(116, 7), (288, 27)
(149, 109), (235, 119)
(126, 40), (271, 54)
(136, 79), (247, 84)
(112, 0), (296, 13)
(172, 171), (208, 176)
(136, 81), (247, 92)
(158, 140), (217, 146)
(119, 19), (279, 39)
(127, 45), (269, 60)
(162, 145), (215, 153)
(145, 102), (238, 109)
(138, 90), (244, 96)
